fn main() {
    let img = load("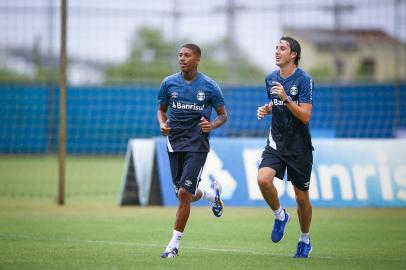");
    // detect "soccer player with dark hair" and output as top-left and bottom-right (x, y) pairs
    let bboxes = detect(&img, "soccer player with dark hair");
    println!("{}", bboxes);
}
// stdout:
(157, 43), (228, 258)
(256, 36), (314, 258)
